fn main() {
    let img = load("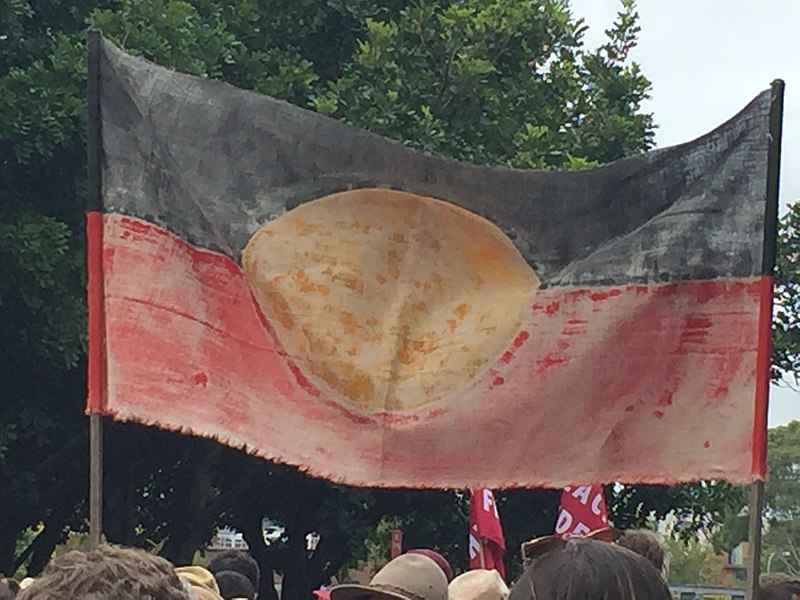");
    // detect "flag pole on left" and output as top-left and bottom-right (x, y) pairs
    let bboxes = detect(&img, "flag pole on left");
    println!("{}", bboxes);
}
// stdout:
(85, 28), (105, 551)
